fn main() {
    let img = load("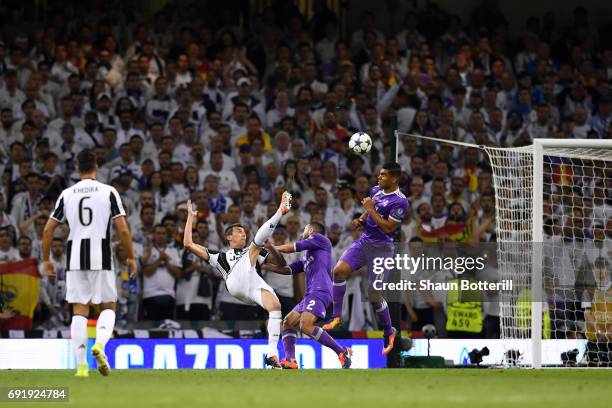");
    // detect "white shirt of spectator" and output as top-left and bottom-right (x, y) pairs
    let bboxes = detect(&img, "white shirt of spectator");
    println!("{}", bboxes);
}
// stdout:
(10, 192), (41, 225)
(0, 247), (20, 263)
(199, 169), (240, 198)
(142, 245), (181, 299)
(176, 245), (217, 309)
